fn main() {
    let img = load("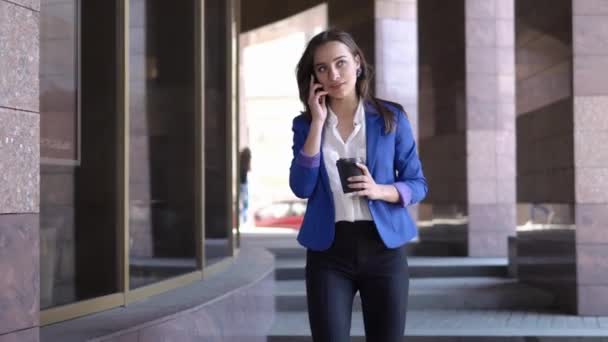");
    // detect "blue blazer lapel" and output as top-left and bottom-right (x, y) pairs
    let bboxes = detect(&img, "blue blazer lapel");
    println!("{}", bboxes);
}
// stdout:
(316, 121), (332, 199)
(365, 102), (382, 173)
